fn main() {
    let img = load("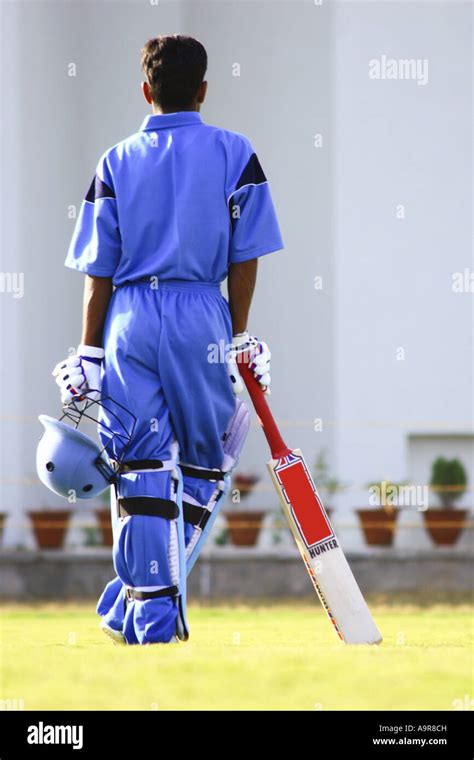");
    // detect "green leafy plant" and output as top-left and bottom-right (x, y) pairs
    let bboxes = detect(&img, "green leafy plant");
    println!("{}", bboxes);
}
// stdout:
(83, 525), (102, 547)
(430, 457), (467, 509)
(313, 450), (346, 508)
(214, 528), (229, 546)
